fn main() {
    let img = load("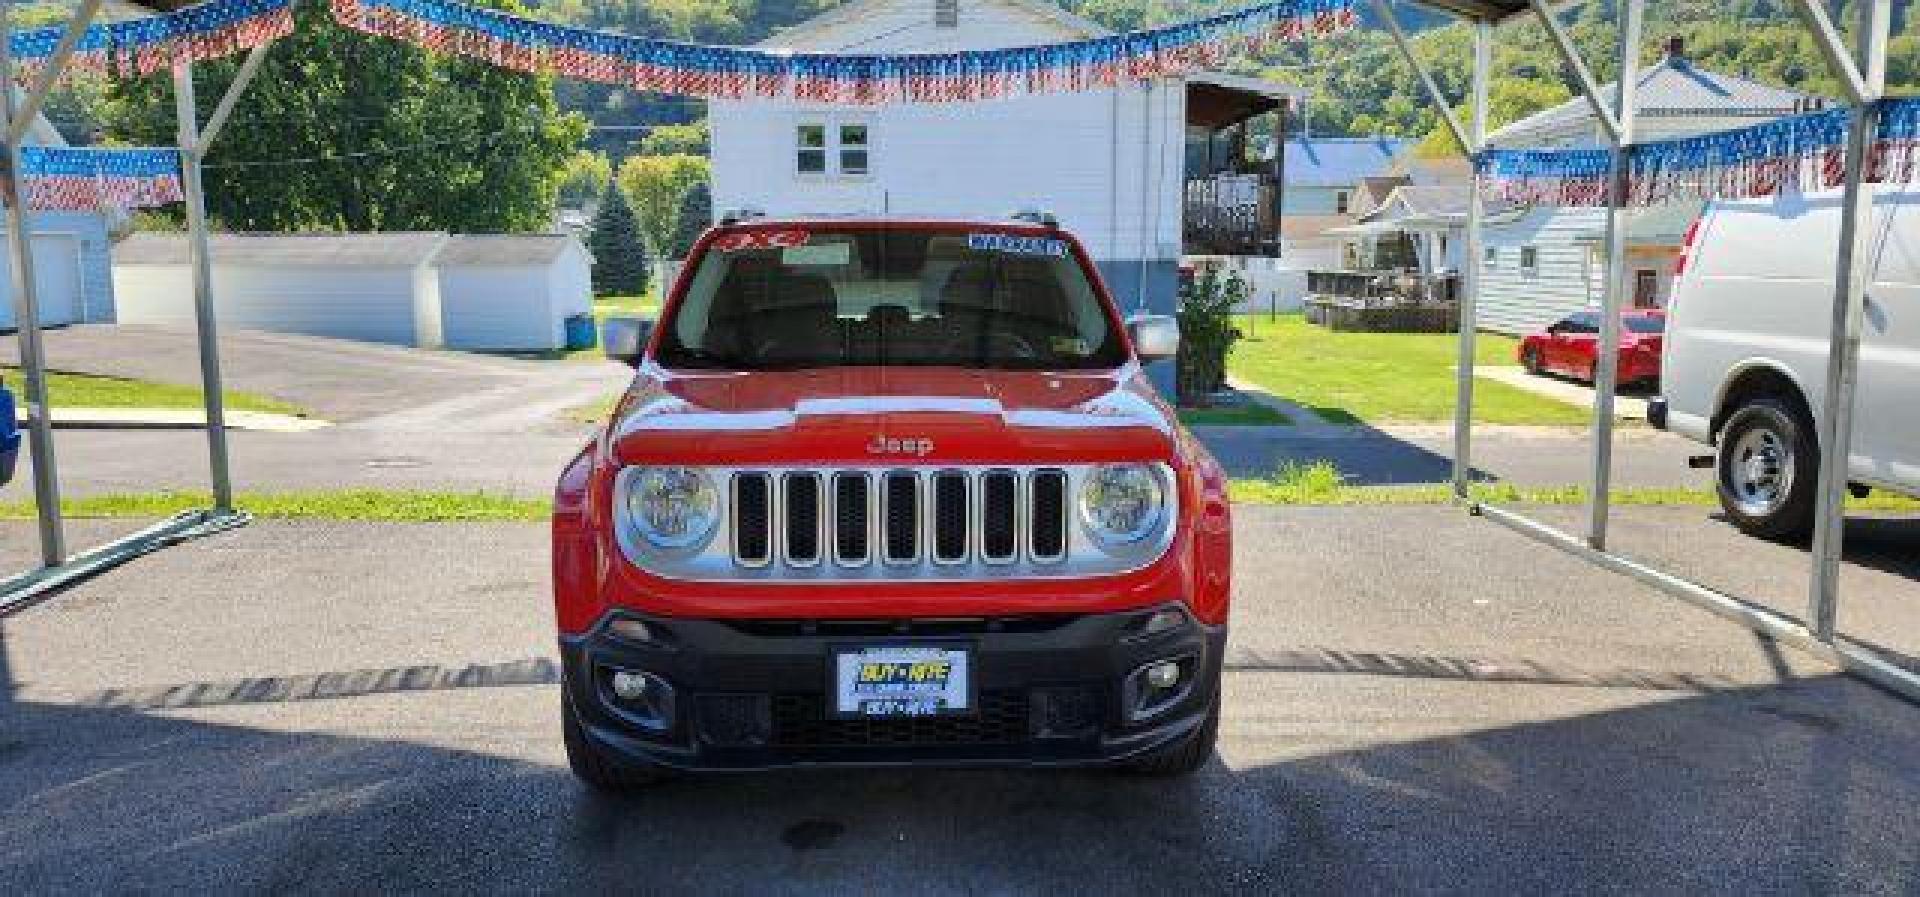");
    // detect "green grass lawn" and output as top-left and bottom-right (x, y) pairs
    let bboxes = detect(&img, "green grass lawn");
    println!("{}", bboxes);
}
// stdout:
(4, 367), (307, 416)
(0, 489), (548, 522)
(1228, 460), (1920, 510)
(1177, 404), (1290, 427)
(1227, 314), (1591, 426)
